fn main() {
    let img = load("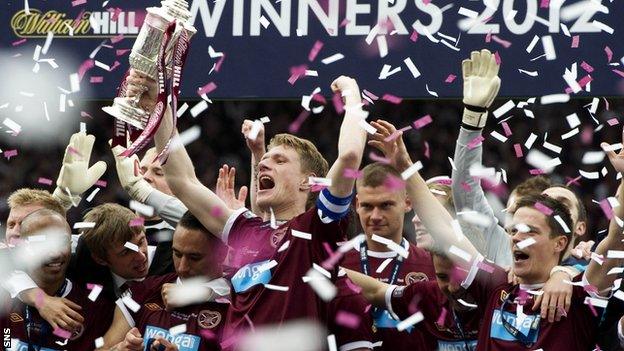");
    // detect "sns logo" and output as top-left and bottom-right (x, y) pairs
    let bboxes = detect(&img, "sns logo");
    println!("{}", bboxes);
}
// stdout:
(3, 327), (10, 348)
